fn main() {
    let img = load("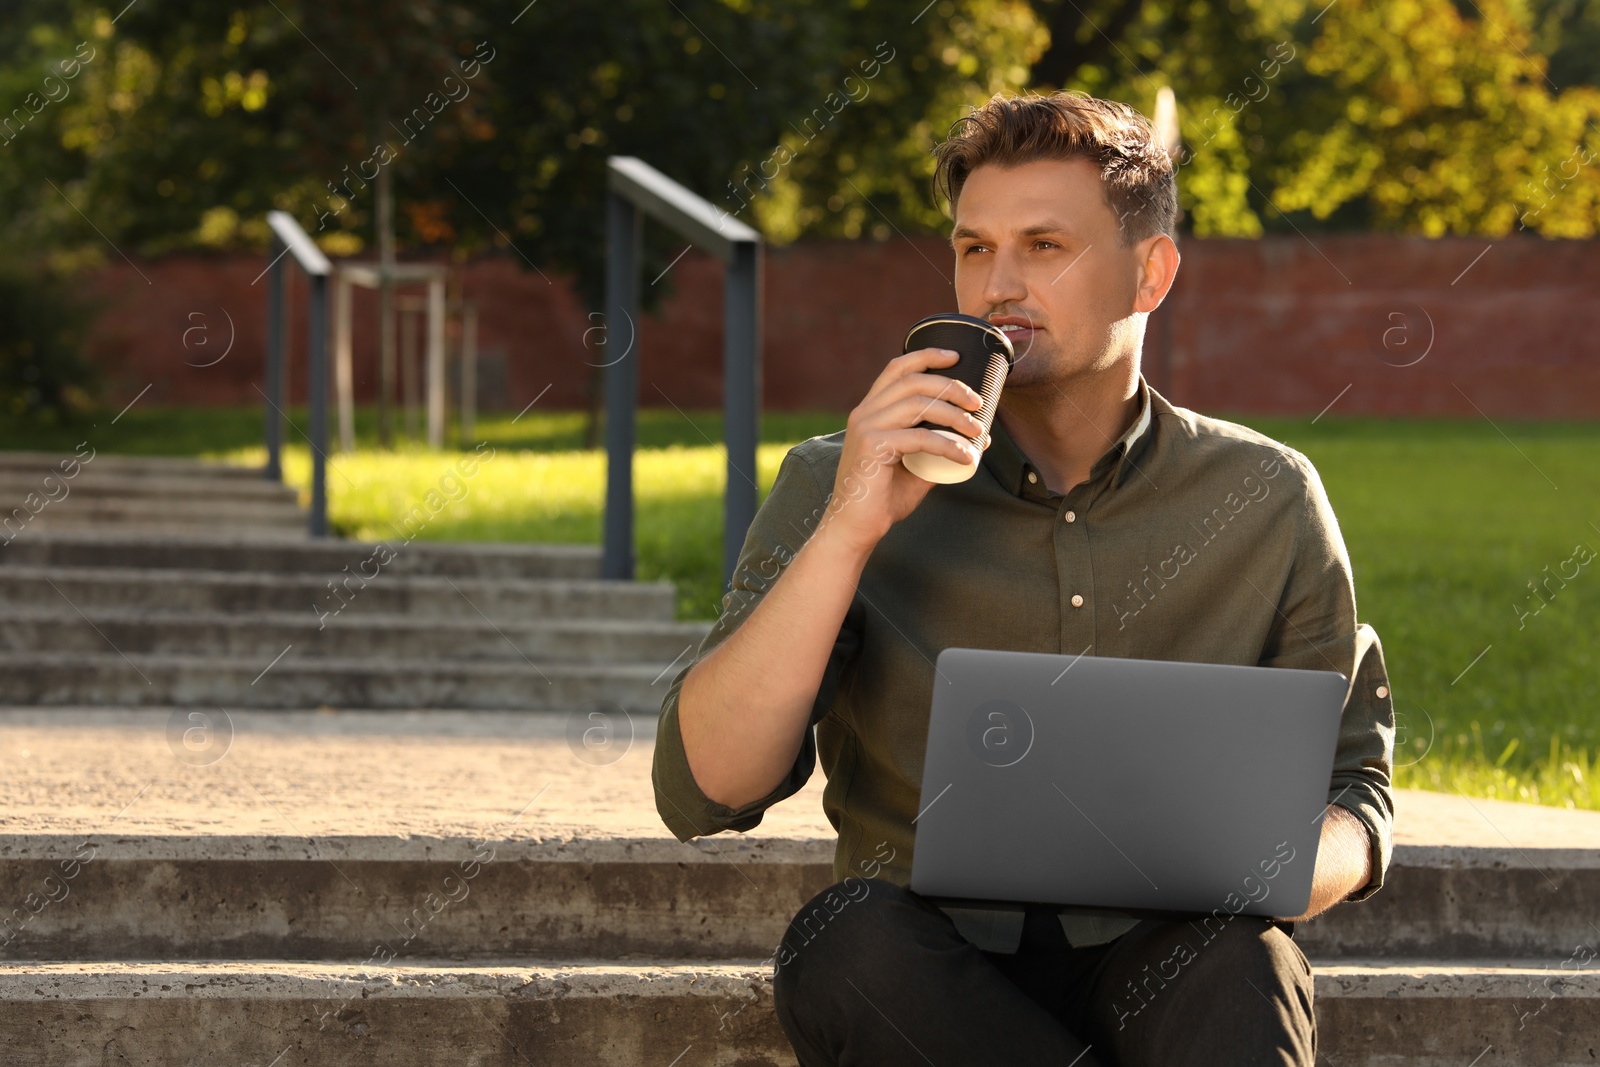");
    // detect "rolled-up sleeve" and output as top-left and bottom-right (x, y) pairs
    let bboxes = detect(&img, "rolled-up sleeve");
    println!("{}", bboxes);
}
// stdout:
(652, 443), (860, 842)
(1330, 625), (1396, 901)
(1258, 452), (1396, 902)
